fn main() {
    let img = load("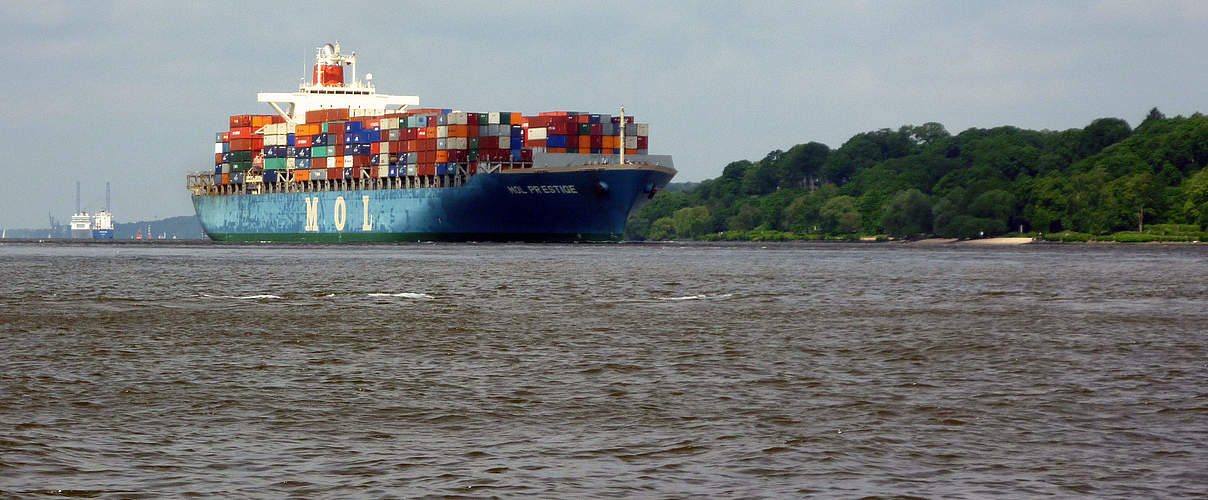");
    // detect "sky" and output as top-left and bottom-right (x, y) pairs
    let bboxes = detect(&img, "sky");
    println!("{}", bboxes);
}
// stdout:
(2, 0), (1207, 228)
